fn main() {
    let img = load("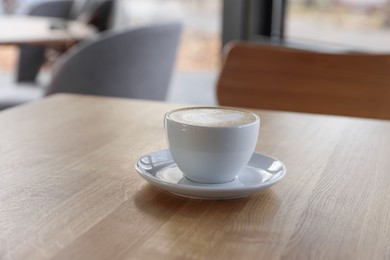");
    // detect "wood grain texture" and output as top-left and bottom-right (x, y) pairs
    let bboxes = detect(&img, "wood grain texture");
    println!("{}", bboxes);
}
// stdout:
(1, 94), (390, 260)
(217, 41), (390, 120)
